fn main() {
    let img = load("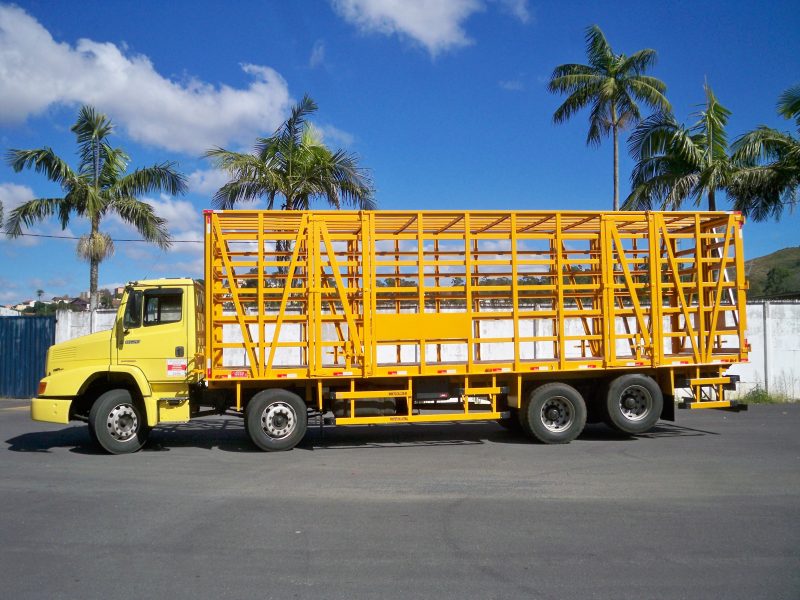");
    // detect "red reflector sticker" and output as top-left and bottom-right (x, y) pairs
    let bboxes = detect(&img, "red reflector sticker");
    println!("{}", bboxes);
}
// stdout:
(229, 370), (250, 378)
